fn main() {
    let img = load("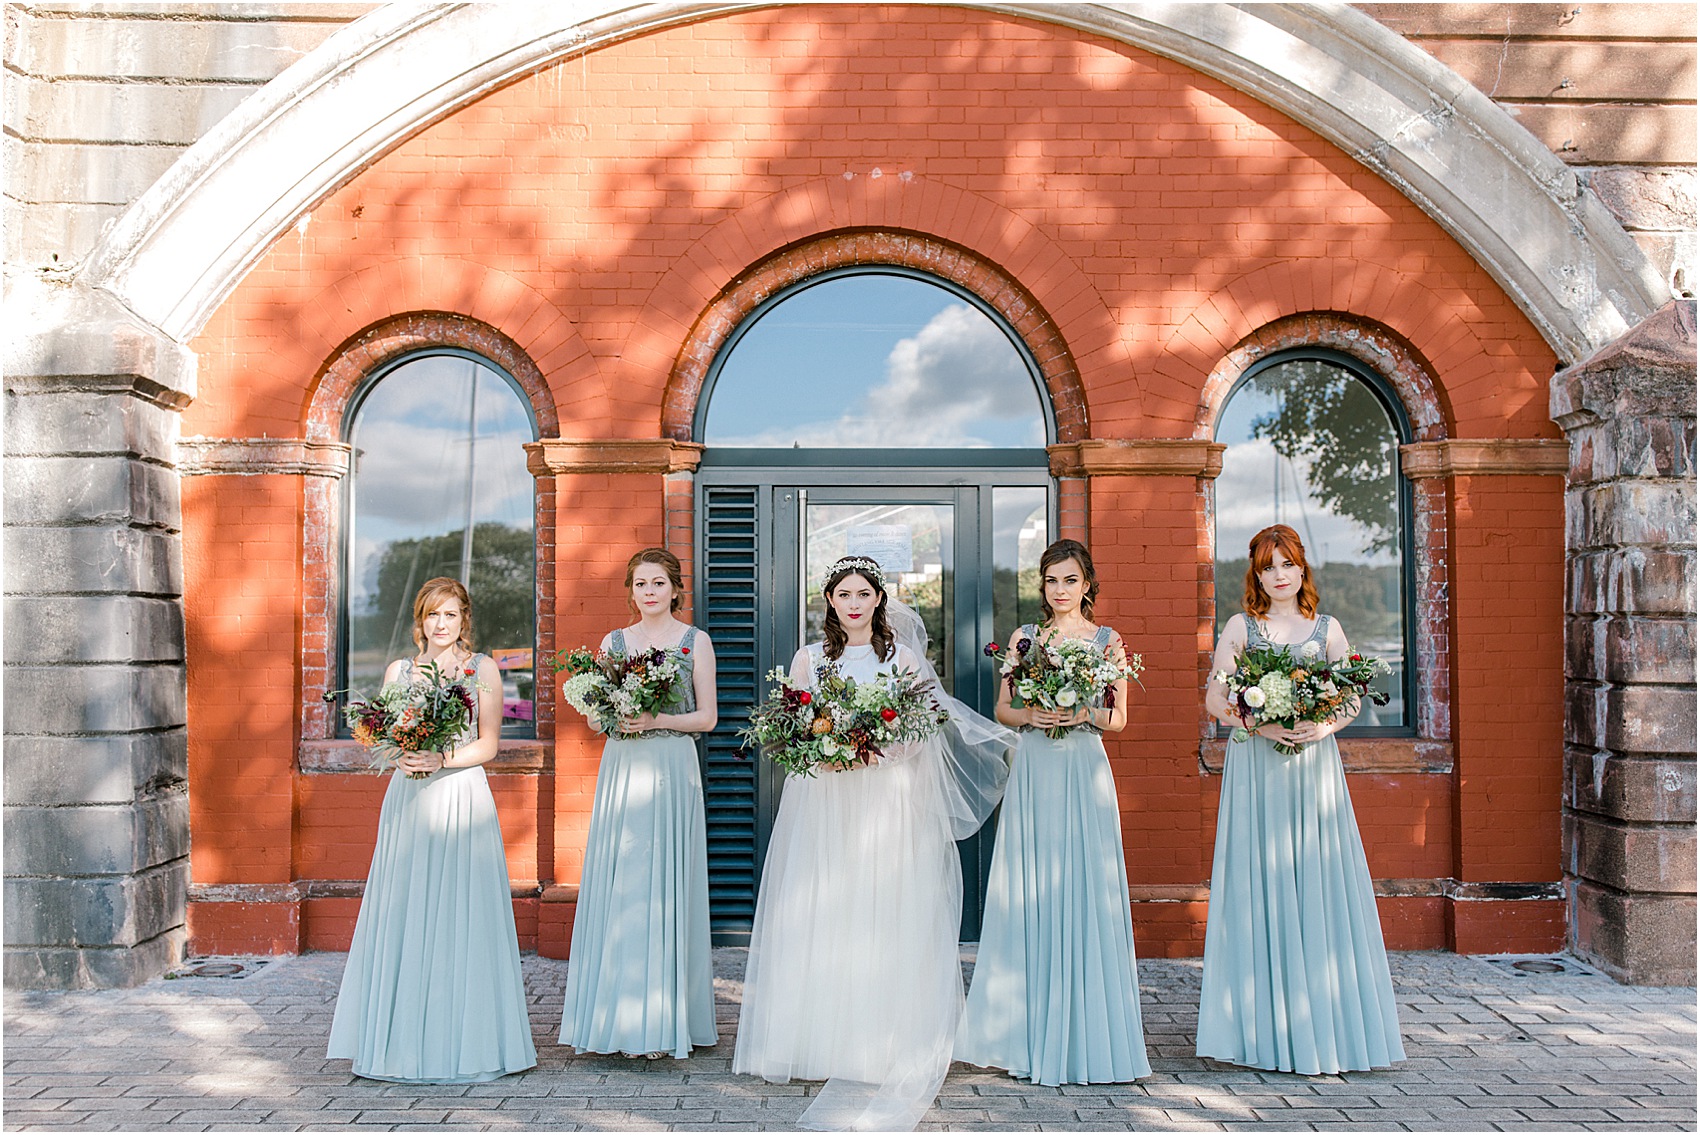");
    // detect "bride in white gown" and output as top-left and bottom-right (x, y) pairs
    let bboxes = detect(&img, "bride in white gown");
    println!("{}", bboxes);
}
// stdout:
(734, 556), (1014, 1132)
